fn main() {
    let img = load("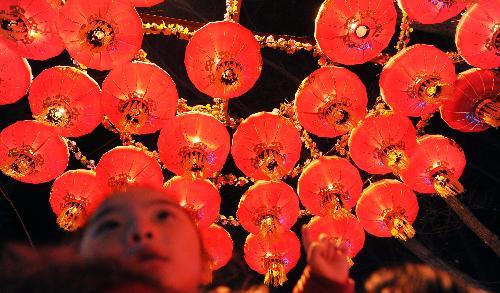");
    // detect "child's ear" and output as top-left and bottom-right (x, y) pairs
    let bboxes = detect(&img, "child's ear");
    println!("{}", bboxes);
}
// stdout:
(201, 261), (213, 285)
